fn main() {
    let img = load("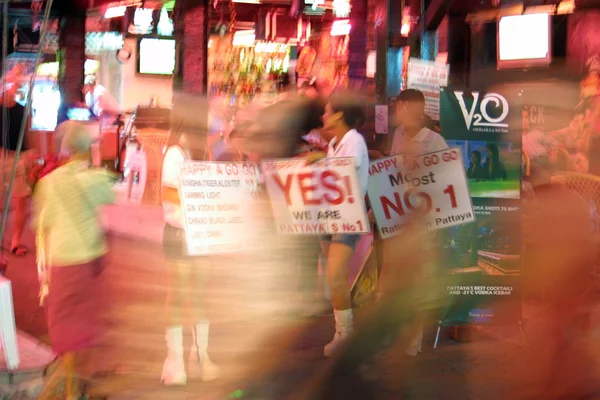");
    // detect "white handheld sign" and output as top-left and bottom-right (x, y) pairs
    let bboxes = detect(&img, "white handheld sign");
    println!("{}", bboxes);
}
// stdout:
(261, 157), (370, 235)
(0, 276), (19, 370)
(178, 161), (259, 255)
(367, 147), (474, 239)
